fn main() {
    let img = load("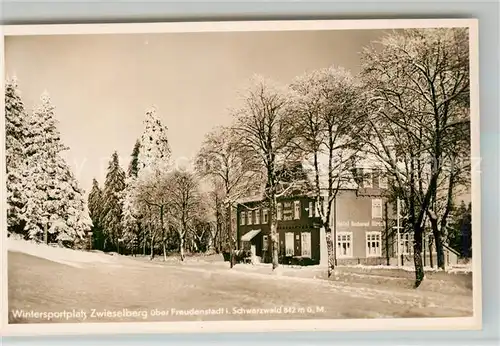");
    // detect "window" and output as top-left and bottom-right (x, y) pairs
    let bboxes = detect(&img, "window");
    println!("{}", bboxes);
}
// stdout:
(283, 202), (293, 221)
(285, 232), (294, 257)
(262, 208), (269, 224)
(247, 210), (253, 225)
(379, 175), (388, 189)
(366, 231), (381, 257)
(293, 200), (301, 220)
(372, 199), (383, 219)
(364, 169), (373, 188)
(255, 209), (261, 224)
(301, 232), (311, 258)
(277, 203), (283, 220)
(400, 233), (413, 255)
(240, 211), (246, 225)
(336, 232), (353, 258)
(308, 201), (317, 217)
